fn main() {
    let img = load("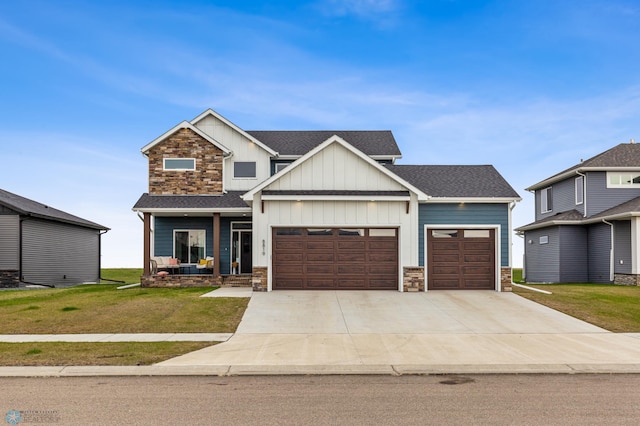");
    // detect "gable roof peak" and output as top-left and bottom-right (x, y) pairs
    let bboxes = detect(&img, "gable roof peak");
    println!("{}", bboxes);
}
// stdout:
(140, 120), (231, 156)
